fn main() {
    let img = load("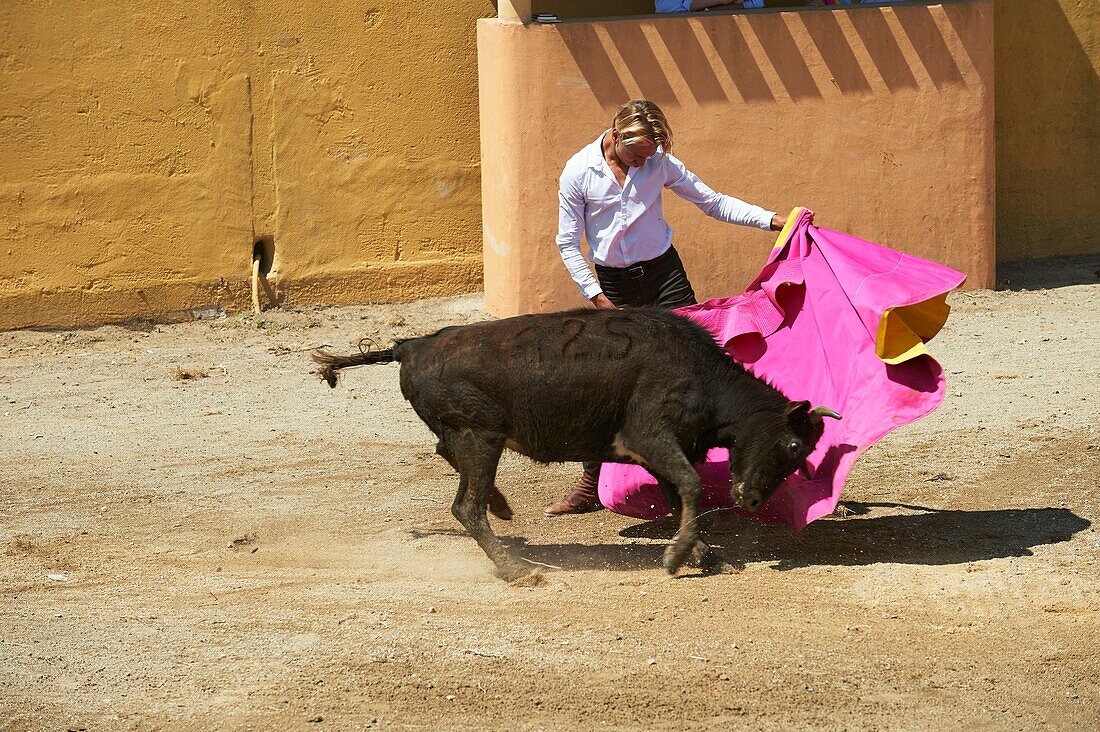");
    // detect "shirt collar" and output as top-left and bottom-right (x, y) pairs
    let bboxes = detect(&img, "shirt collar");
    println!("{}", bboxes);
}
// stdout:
(585, 130), (609, 170)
